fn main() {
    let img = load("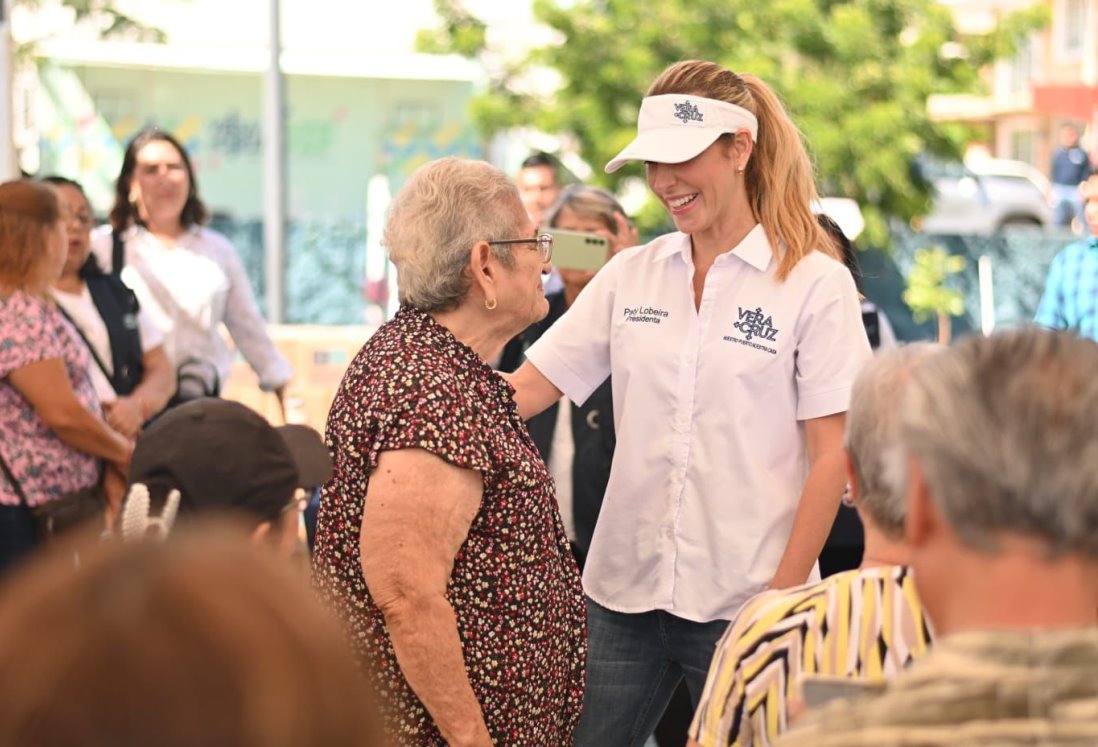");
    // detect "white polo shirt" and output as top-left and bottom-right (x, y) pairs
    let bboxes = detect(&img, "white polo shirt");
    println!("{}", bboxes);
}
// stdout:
(525, 225), (871, 622)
